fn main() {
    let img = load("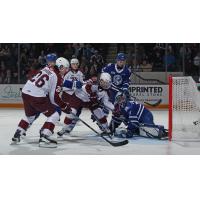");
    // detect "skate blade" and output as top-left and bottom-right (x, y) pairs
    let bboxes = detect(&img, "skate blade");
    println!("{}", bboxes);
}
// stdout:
(57, 134), (85, 141)
(10, 141), (20, 145)
(39, 141), (57, 148)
